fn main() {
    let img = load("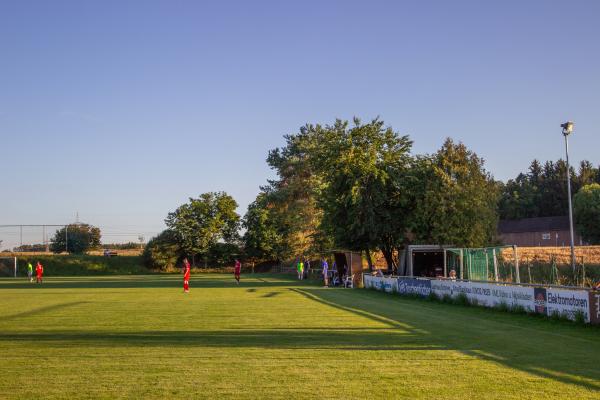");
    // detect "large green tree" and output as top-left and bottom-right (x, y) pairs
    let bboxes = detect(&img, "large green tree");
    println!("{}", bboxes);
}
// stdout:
(409, 138), (499, 247)
(50, 224), (101, 254)
(573, 183), (600, 244)
(165, 192), (240, 265)
(312, 118), (413, 270)
(264, 125), (329, 257)
(242, 192), (284, 262)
